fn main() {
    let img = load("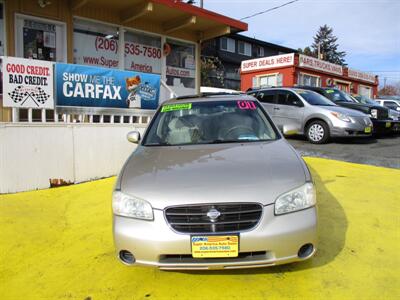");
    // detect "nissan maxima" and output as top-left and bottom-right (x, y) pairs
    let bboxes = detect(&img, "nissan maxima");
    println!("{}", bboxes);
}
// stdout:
(113, 95), (318, 270)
